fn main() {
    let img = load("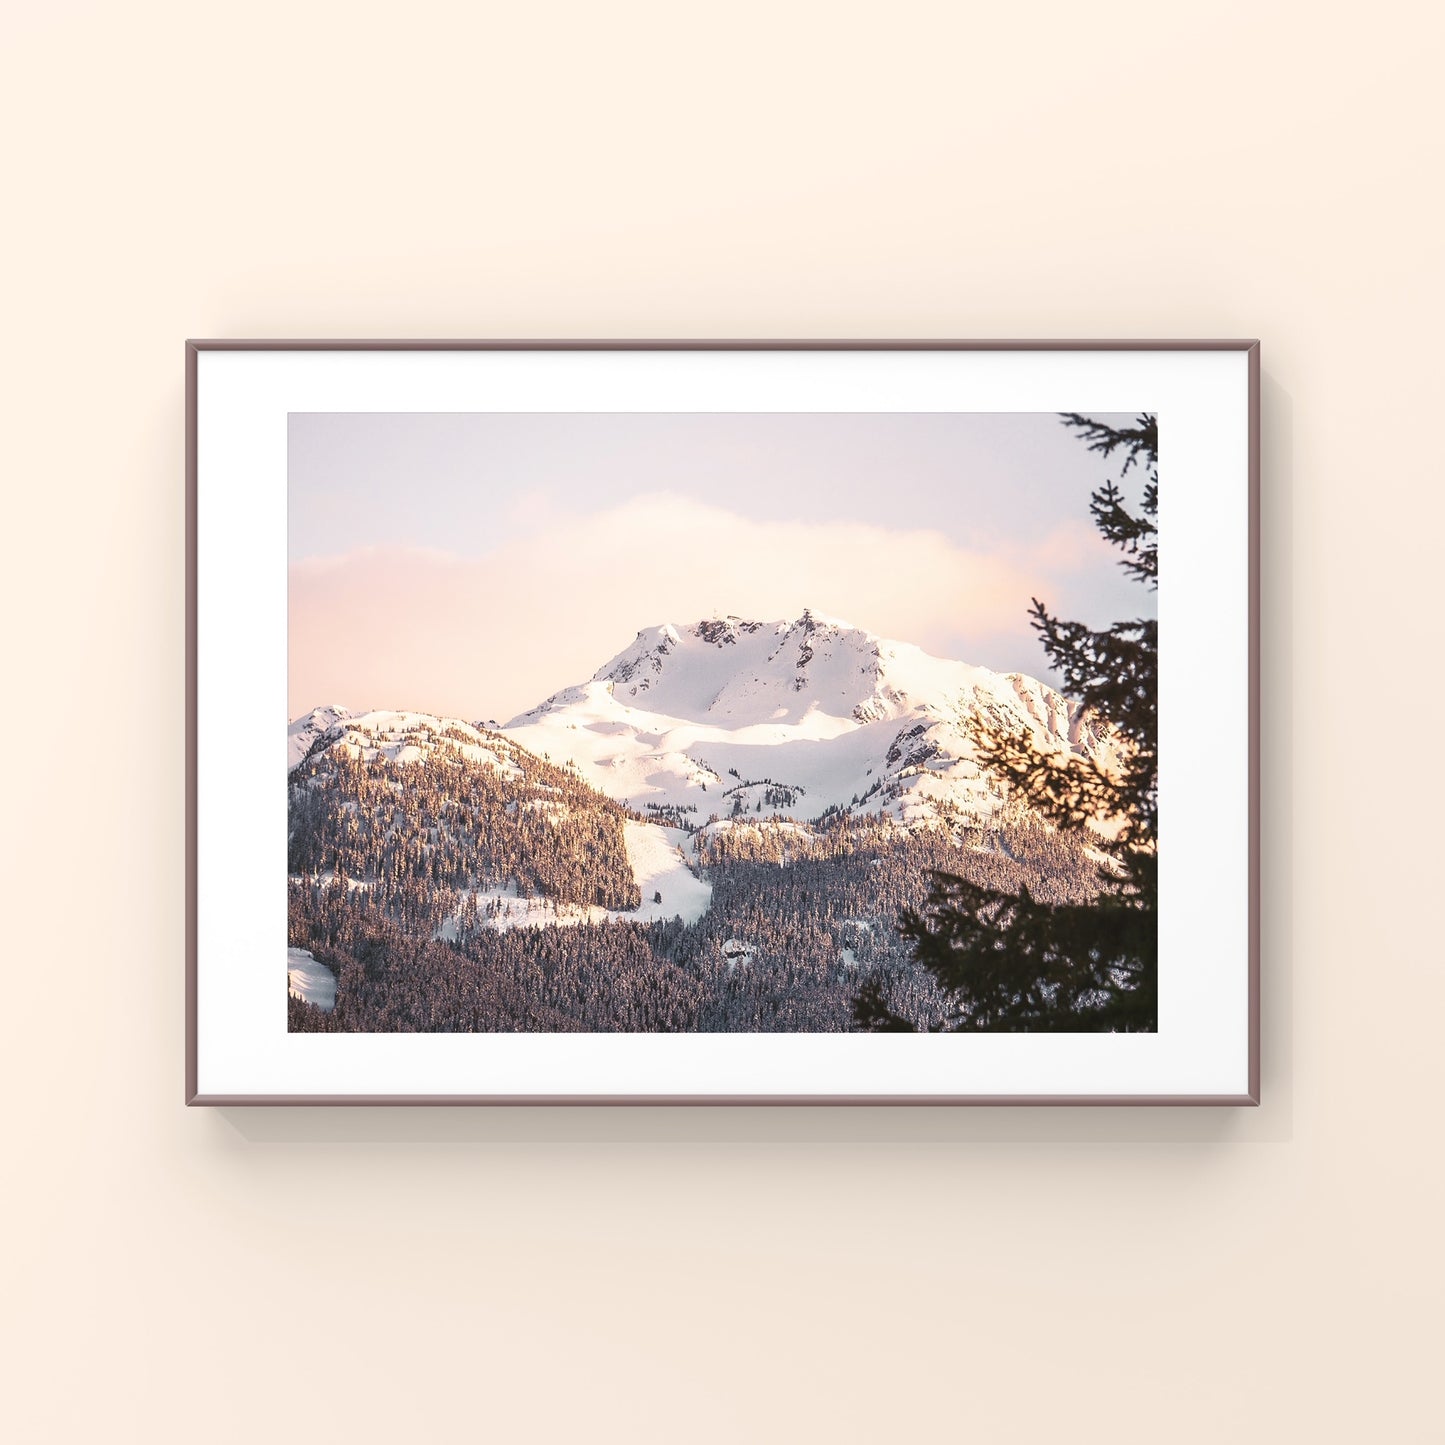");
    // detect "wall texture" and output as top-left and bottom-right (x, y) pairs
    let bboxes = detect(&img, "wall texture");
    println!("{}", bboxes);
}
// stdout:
(5, 2), (1440, 1439)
